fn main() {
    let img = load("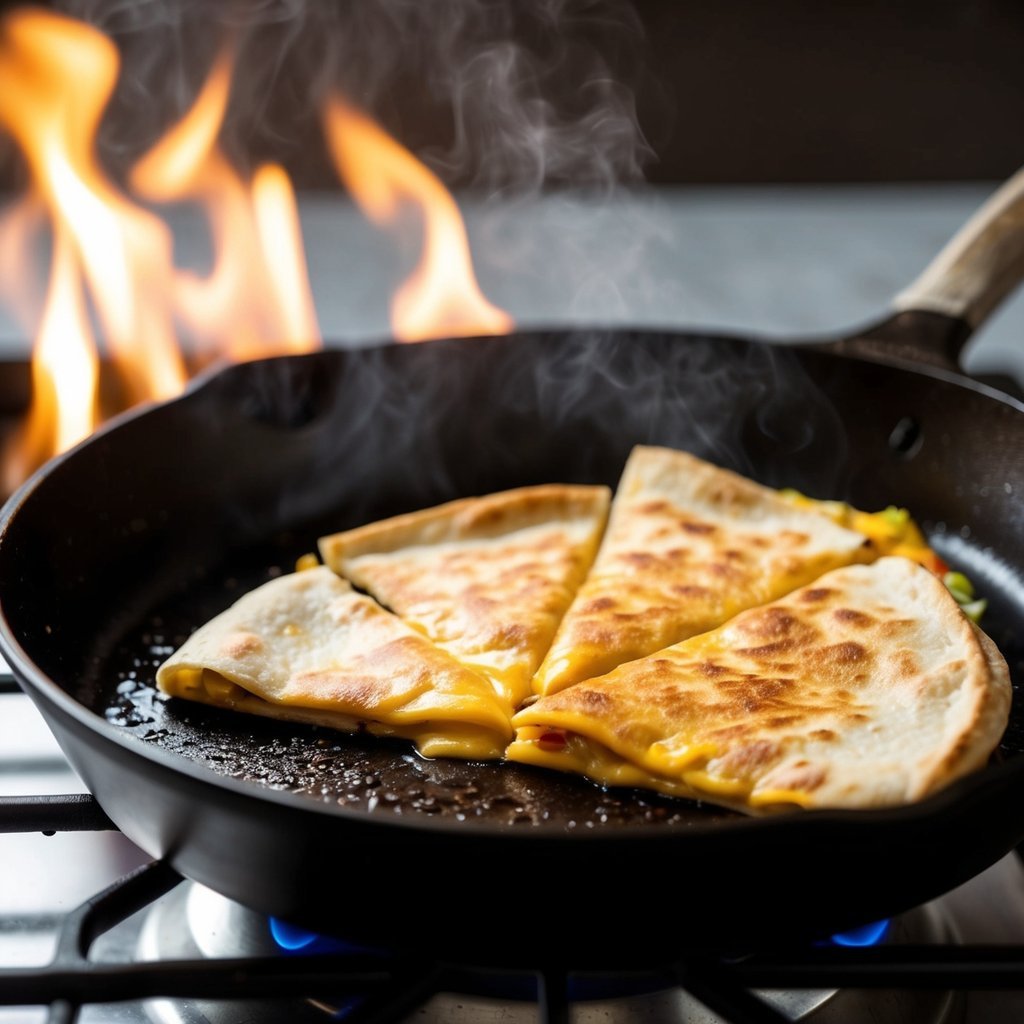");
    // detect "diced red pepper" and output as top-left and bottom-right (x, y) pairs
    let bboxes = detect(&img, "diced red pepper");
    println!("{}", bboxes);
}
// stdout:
(537, 730), (567, 751)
